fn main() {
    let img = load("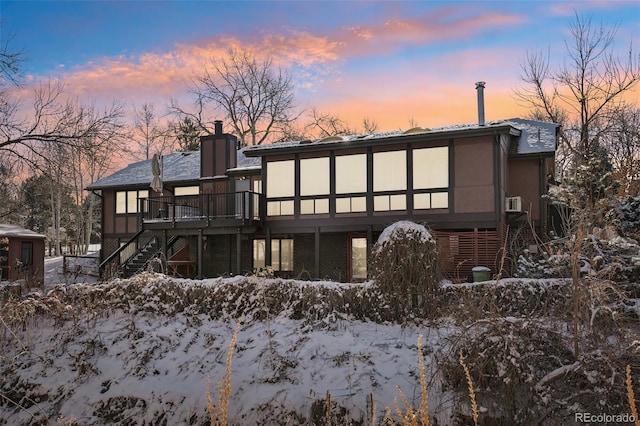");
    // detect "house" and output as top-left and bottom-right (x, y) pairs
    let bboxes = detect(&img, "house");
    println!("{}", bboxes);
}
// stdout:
(0, 224), (46, 284)
(88, 83), (558, 282)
